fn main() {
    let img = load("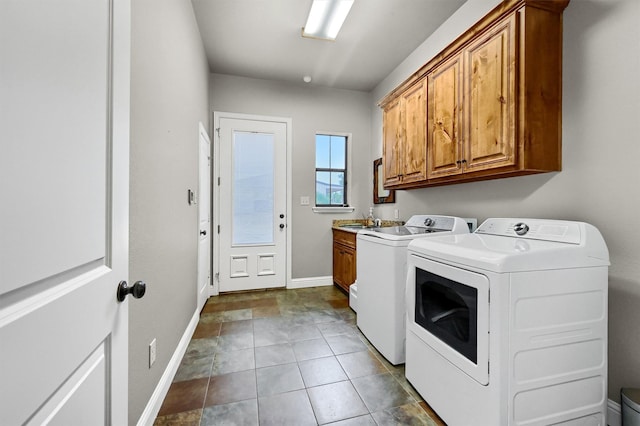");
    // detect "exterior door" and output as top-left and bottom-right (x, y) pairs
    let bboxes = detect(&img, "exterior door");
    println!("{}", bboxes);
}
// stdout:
(0, 0), (130, 424)
(197, 123), (212, 312)
(216, 114), (288, 292)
